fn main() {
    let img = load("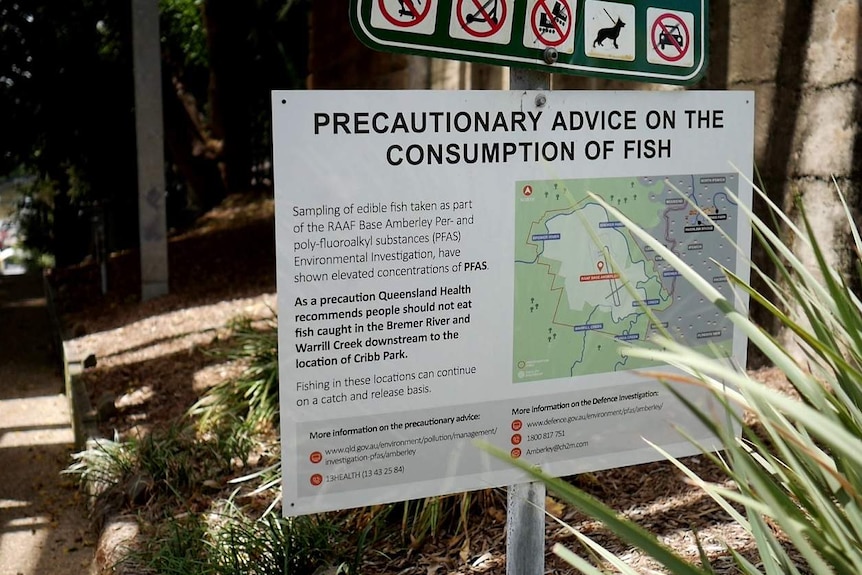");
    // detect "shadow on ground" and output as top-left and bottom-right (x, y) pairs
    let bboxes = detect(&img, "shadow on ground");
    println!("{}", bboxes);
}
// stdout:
(0, 272), (93, 574)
